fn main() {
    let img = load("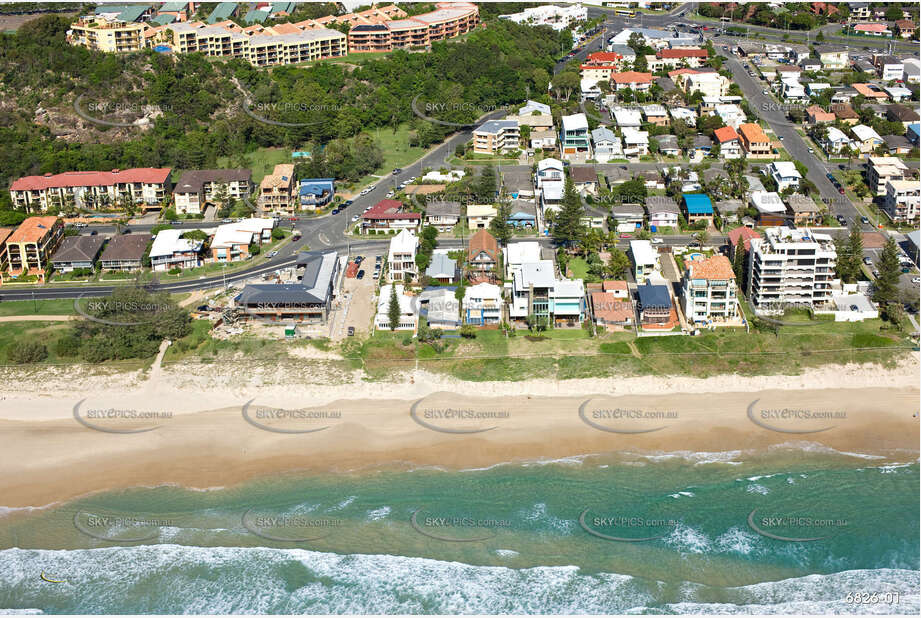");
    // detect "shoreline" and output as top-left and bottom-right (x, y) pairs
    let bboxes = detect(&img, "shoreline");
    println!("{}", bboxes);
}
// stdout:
(0, 374), (917, 509)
